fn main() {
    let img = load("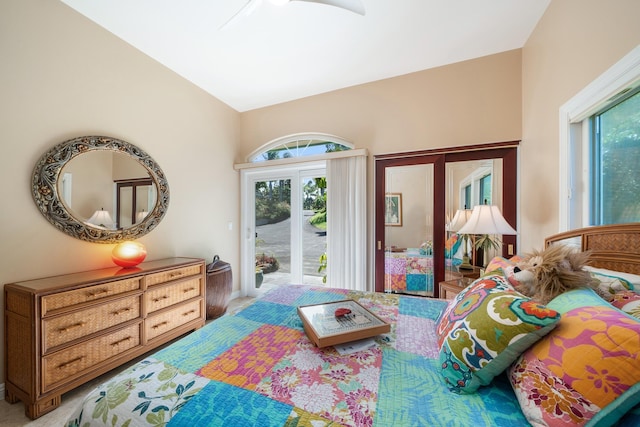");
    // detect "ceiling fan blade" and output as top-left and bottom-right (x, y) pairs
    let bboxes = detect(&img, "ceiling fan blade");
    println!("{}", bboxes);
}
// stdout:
(292, 0), (366, 15)
(220, 0), (263, 30)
